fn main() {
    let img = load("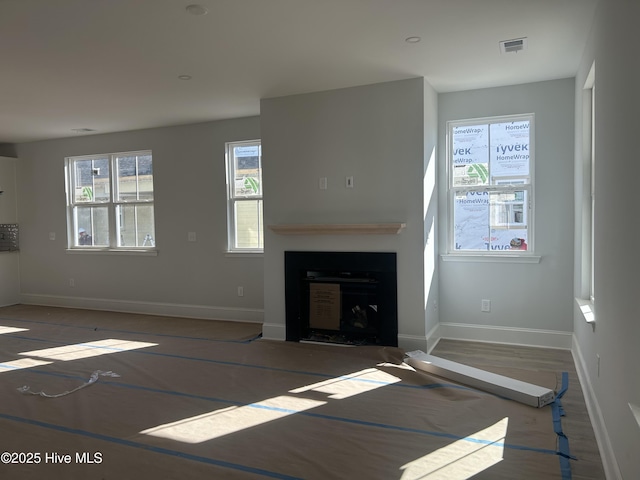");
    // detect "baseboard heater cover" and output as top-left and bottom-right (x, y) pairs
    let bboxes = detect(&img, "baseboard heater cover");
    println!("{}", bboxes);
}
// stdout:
(404, 350), (555, 408)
